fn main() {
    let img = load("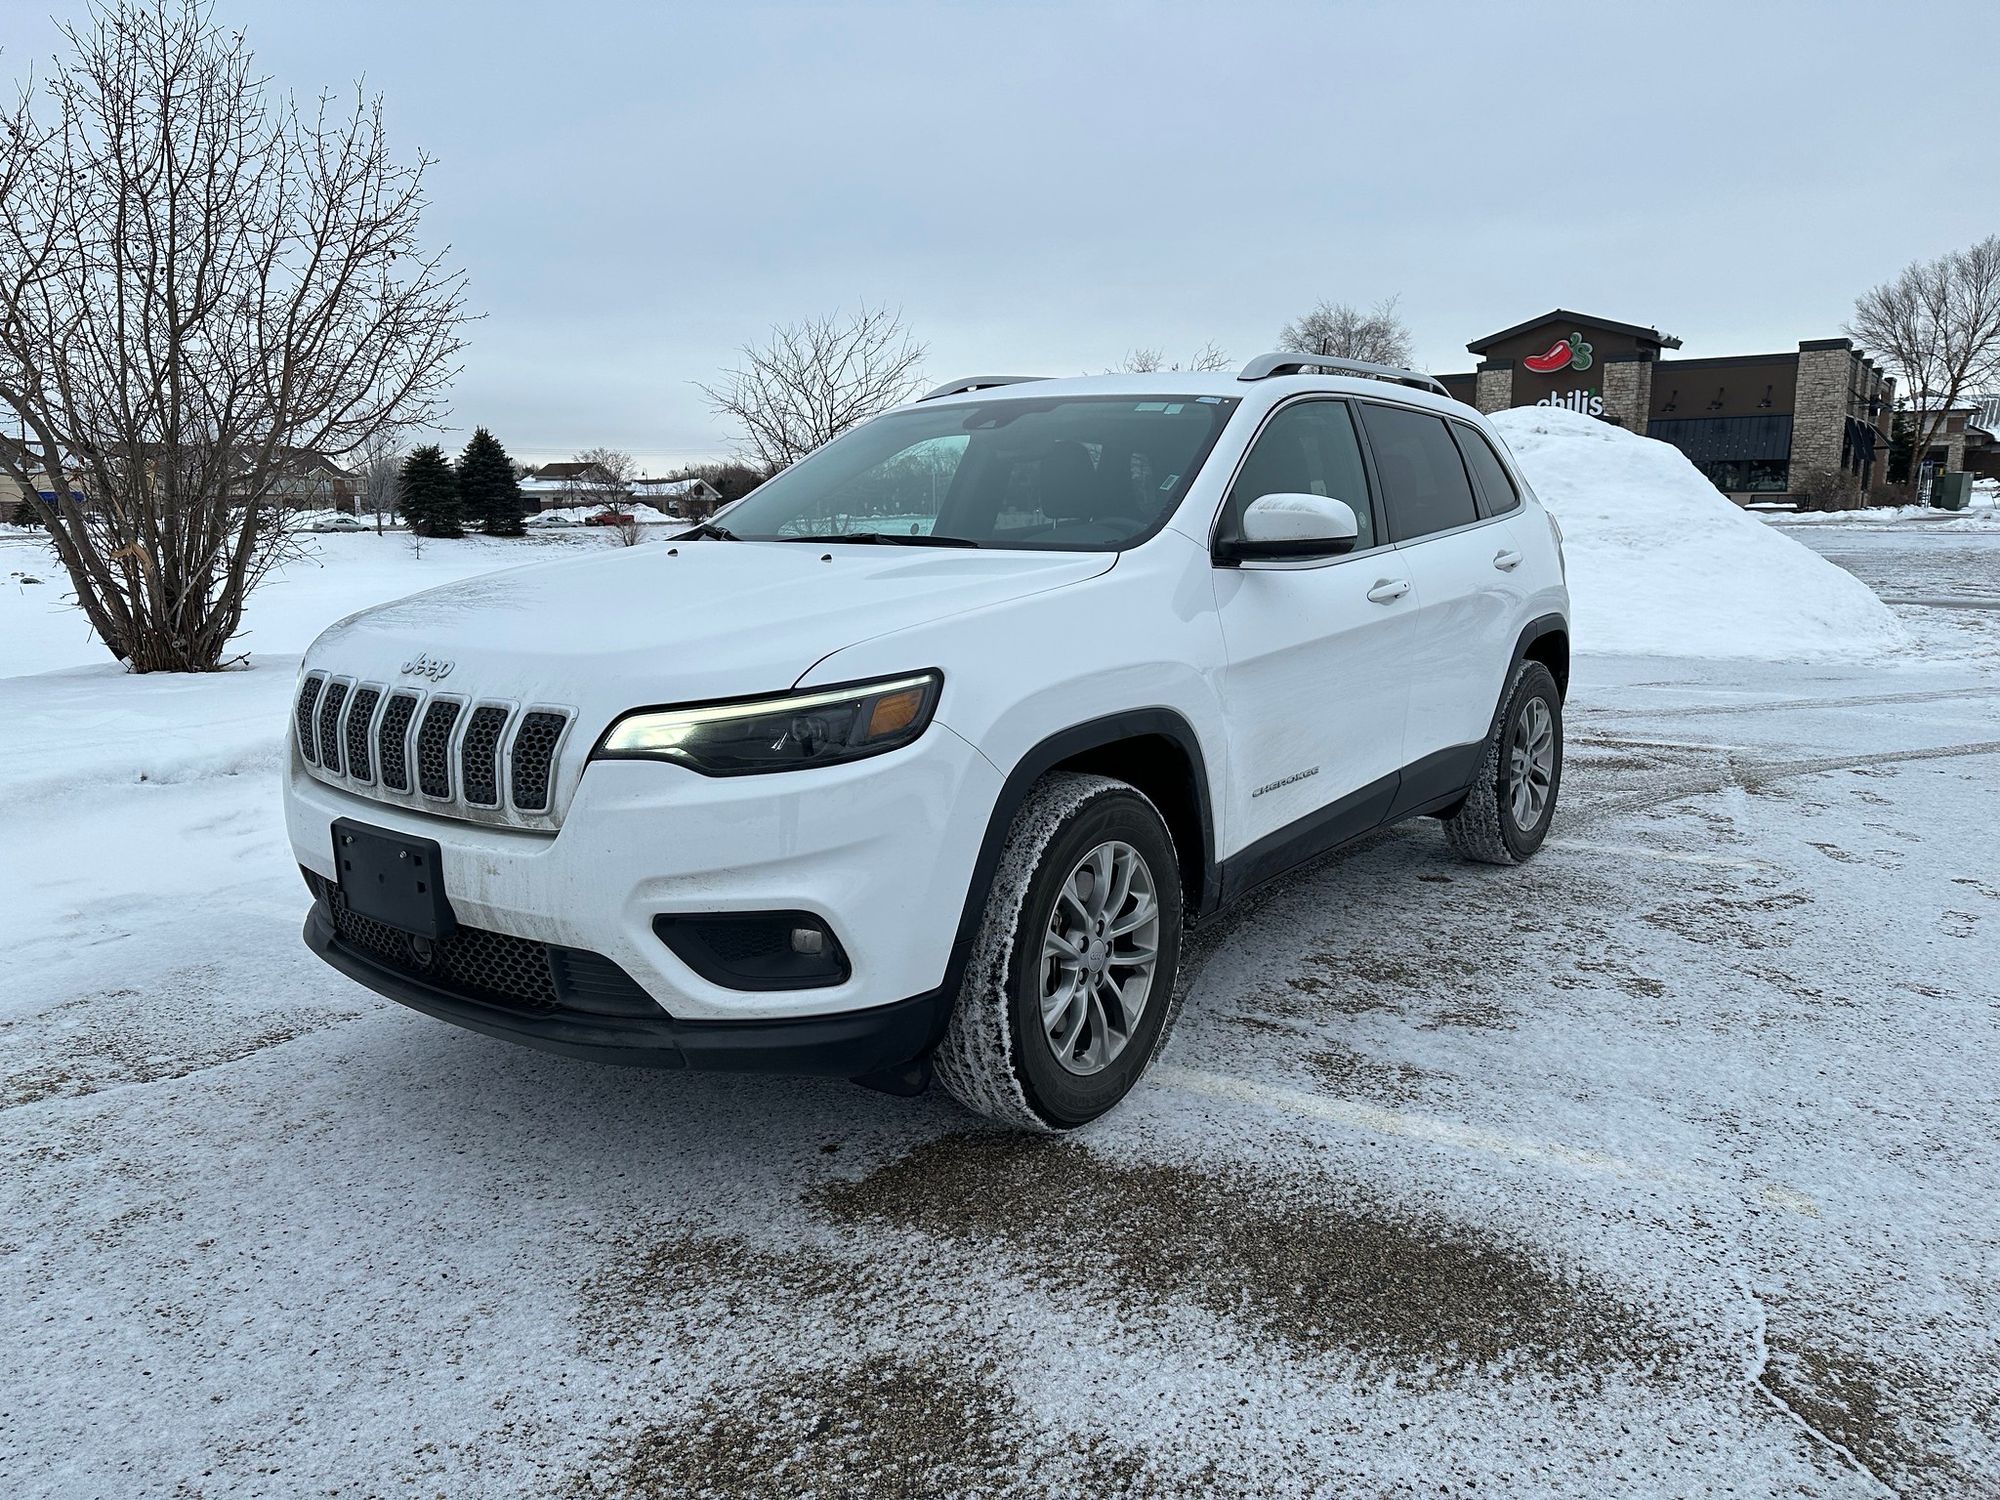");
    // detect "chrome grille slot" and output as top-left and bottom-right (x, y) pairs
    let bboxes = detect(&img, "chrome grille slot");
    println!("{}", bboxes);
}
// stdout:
(416, 699), (462, 799)
(295, 675), (325, 765)
(344, 687), (381, 784)
(460, 705), (509, 808)
(317, 680), (350, 774)
(510, 710), (570, 813)
(377, 691), (418, 792)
